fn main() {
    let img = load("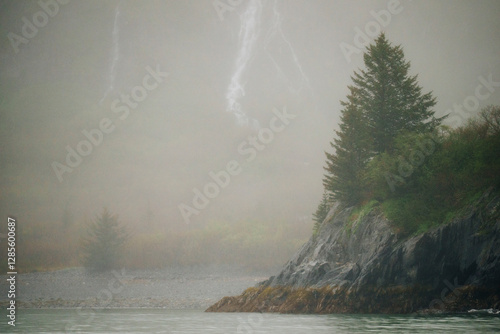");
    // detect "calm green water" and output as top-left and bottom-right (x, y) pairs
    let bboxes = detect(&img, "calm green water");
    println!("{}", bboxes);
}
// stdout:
(0, 309), (499, 333)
